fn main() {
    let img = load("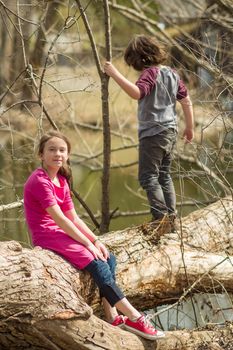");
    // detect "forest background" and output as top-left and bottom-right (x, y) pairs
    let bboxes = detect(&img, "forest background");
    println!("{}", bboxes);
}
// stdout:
(0, 0), (233, 345)
(0, 0), (232, 238)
